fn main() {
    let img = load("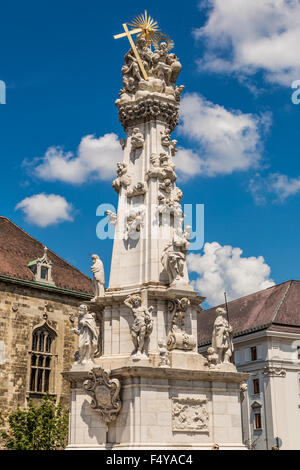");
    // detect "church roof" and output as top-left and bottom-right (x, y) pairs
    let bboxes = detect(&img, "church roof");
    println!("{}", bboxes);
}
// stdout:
(198, 280), (300, 346)
(0, 216), (93, 295)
